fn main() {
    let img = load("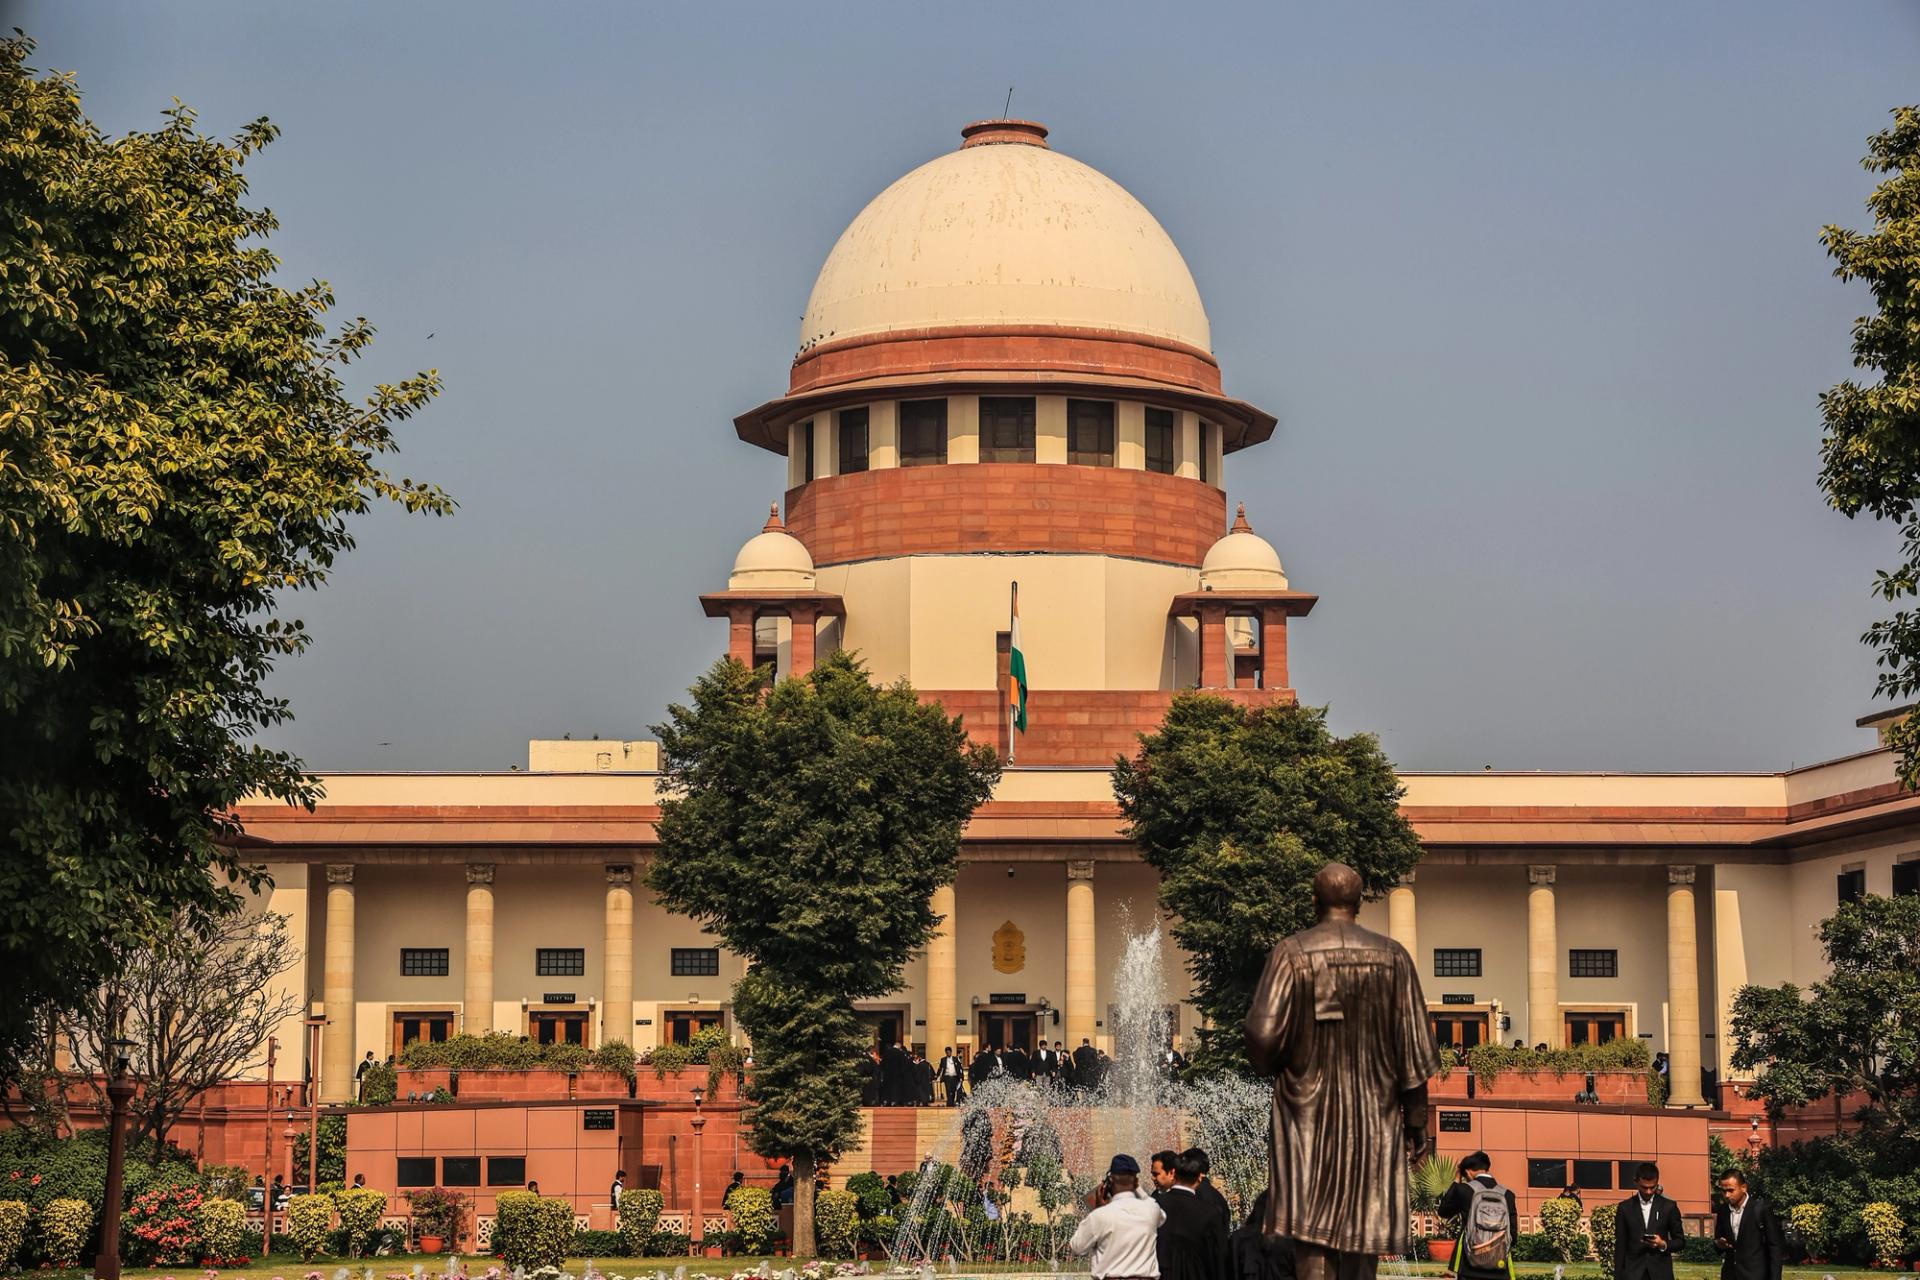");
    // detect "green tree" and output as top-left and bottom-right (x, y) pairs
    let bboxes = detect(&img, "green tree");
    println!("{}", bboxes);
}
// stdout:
(1817, 107), (1920, 786)
(1112, 695), (1422, 1075)
(0, 36), (449, 1067)
(647, 652), (1000, 1255)
(1730, 892), (1920, 1136)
